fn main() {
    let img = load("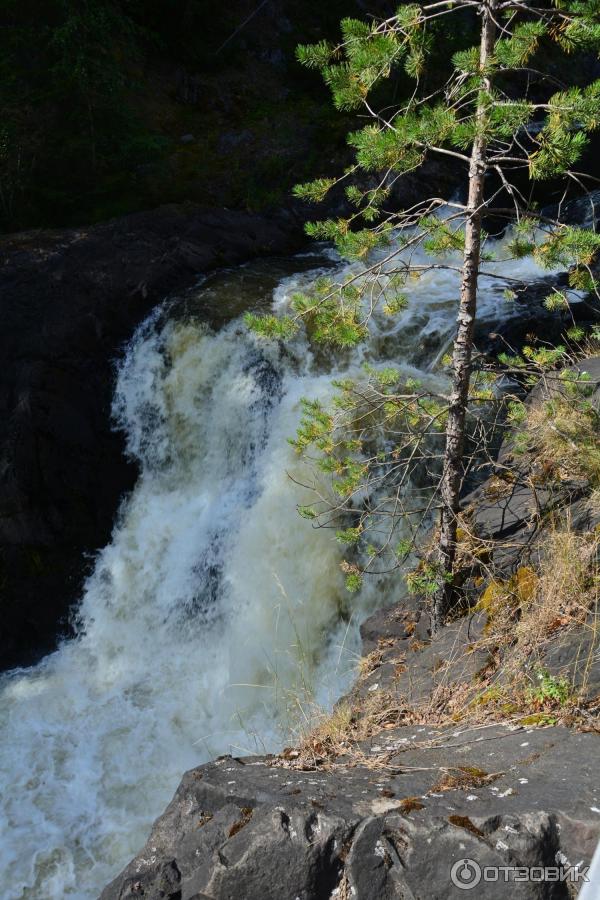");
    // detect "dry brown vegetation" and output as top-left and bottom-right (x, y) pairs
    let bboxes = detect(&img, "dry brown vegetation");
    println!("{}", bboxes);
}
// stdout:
(524, 394), (600, 485)
(279, 517), (600, 771)
(274, 381), (600, 771)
